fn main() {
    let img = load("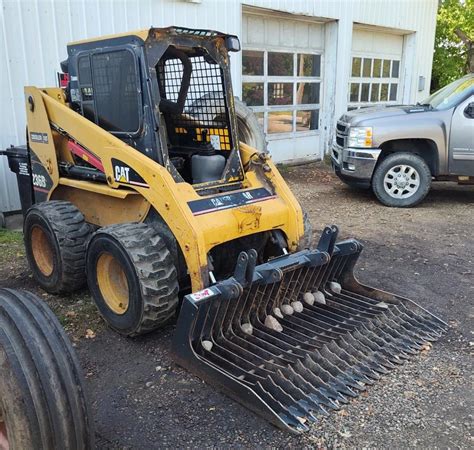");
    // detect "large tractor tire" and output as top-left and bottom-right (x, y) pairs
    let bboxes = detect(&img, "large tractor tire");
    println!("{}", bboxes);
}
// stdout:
(86, 223), (179, 337)
(24, 201), (92, 294)
(0, 288), (93, 449)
